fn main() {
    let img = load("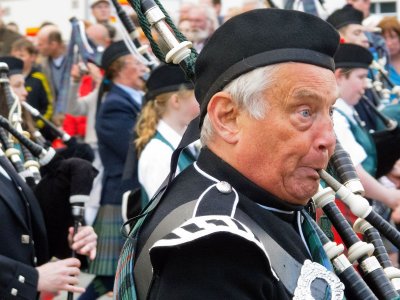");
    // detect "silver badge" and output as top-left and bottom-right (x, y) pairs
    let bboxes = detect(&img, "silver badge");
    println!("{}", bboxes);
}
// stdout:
(293, 259), (344, 300)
